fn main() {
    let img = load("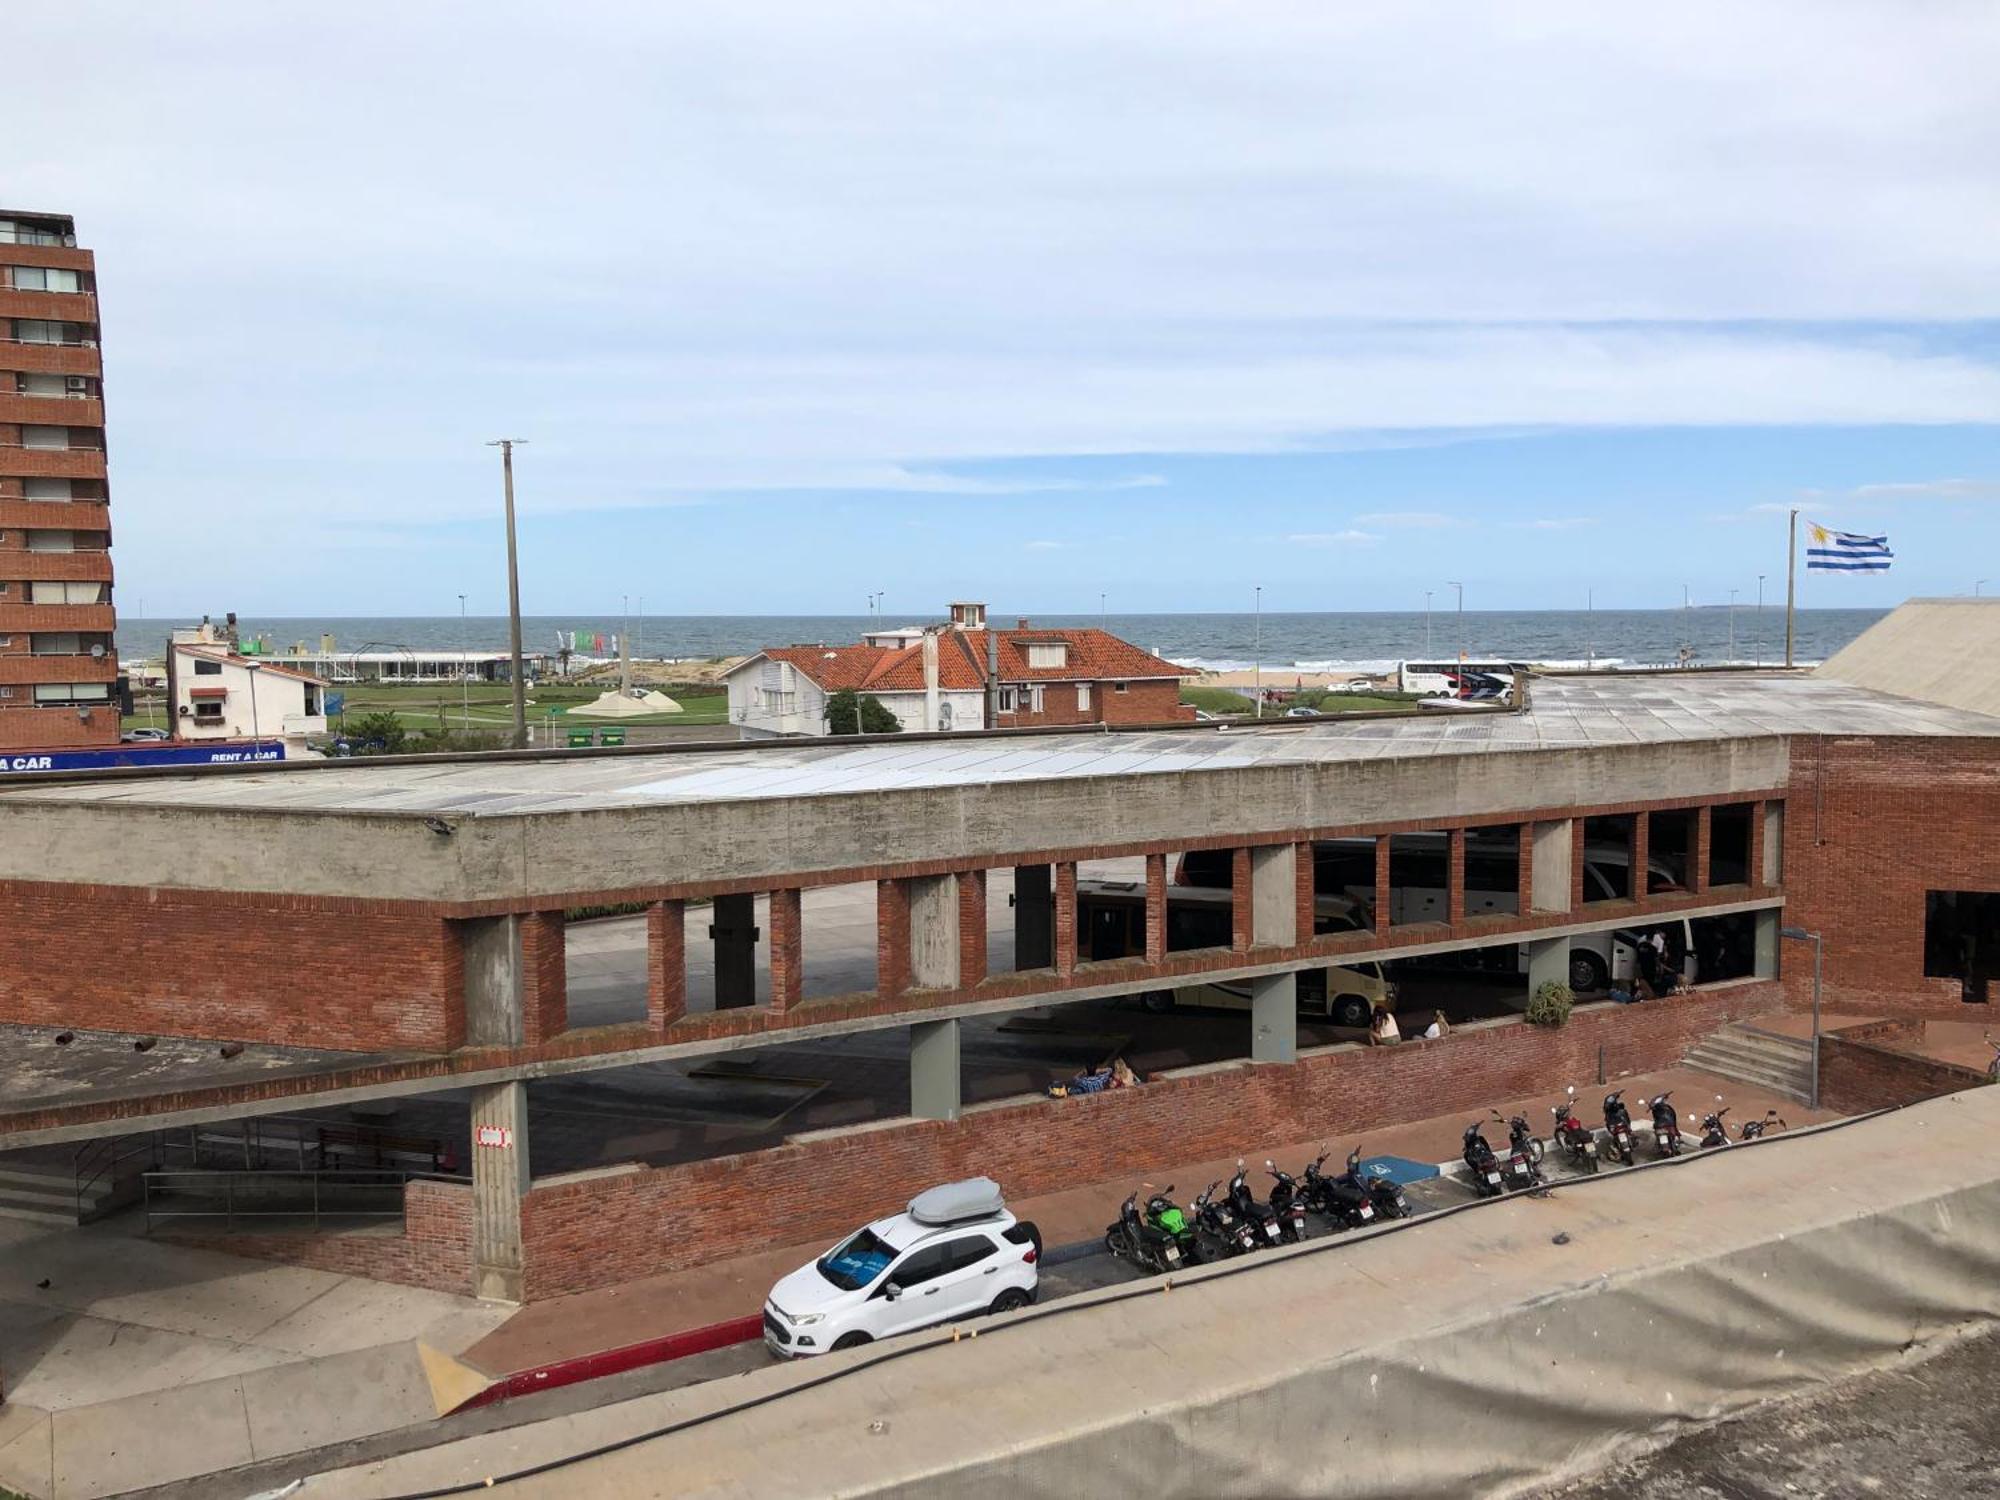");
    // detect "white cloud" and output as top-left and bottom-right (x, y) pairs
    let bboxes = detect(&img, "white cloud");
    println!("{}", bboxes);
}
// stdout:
(1286, 530), (1381, 547)
(1516, 517), (1599, 531)
(1354, 511), (1456, 529)
(1836, 478), (2000, 503)
(1024, 539), (1068, 551)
